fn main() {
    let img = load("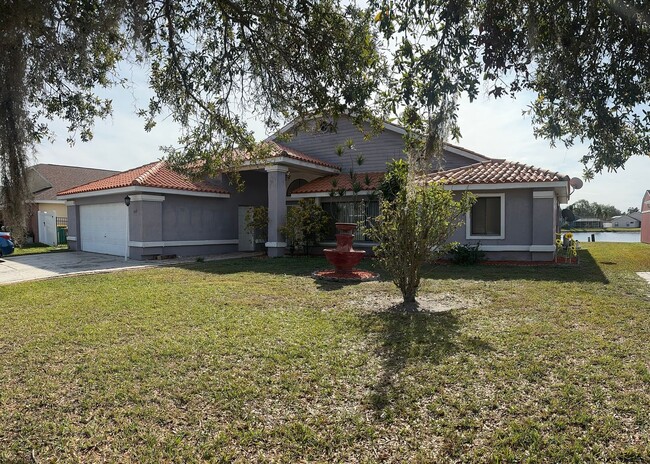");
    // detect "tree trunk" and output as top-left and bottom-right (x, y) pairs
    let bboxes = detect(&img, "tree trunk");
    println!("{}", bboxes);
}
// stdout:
(402, 292), (417, 303)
